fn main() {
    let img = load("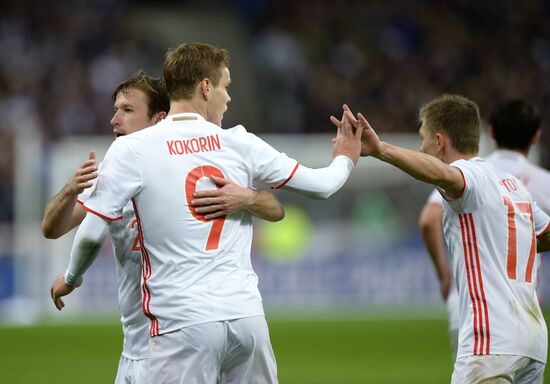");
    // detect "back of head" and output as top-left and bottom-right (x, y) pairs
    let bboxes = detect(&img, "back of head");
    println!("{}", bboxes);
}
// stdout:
(112, 70), (170, 117)
(420, 94), (481, 155)
(164, 42), (229, 102)
(489, 98), (541, 152)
